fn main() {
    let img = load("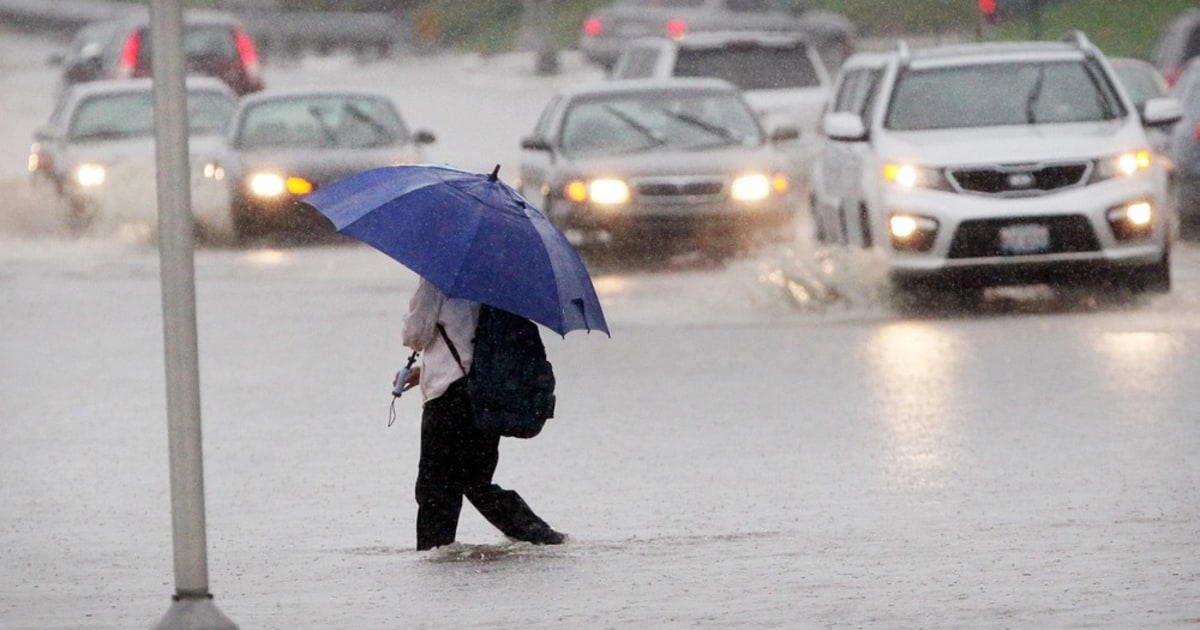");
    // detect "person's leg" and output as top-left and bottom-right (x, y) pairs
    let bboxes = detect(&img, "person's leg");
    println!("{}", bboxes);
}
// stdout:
(414, 381), (472, 550)
(460, 420), (564, 544)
